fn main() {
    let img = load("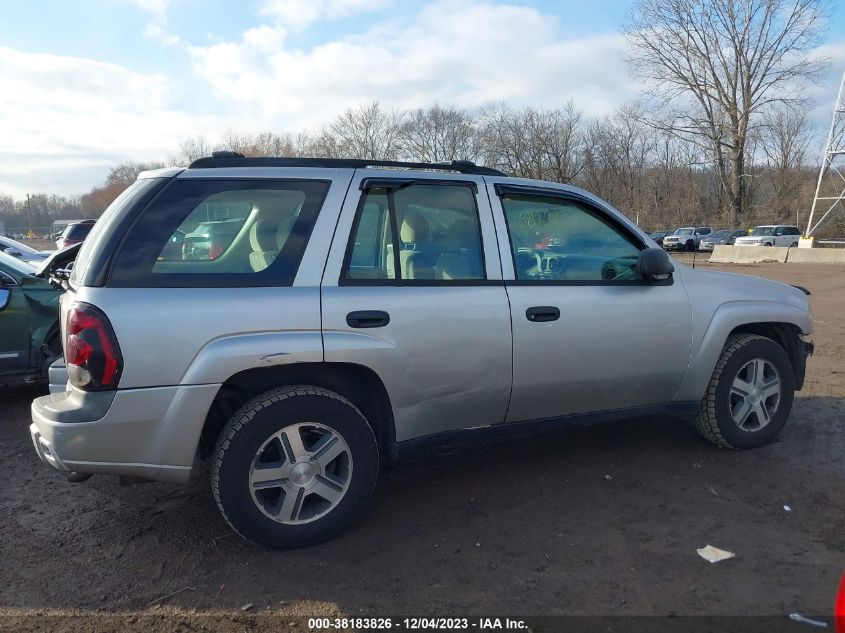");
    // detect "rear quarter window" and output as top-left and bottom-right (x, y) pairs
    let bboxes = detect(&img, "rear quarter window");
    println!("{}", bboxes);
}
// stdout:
(108, 179), (329, 287)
